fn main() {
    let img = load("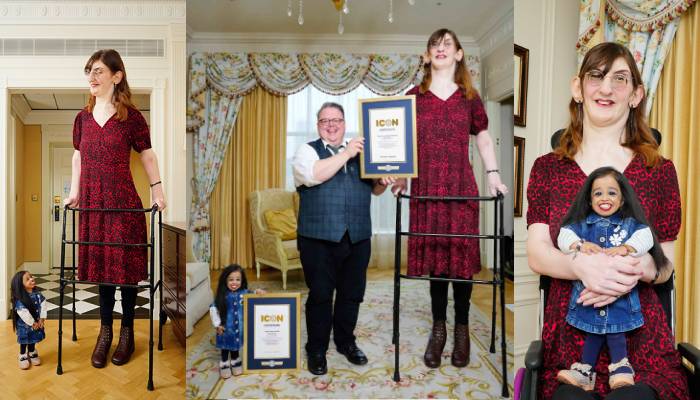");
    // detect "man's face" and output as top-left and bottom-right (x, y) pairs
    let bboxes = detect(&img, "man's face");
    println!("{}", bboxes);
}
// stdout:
(317, 106), (345, 146)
